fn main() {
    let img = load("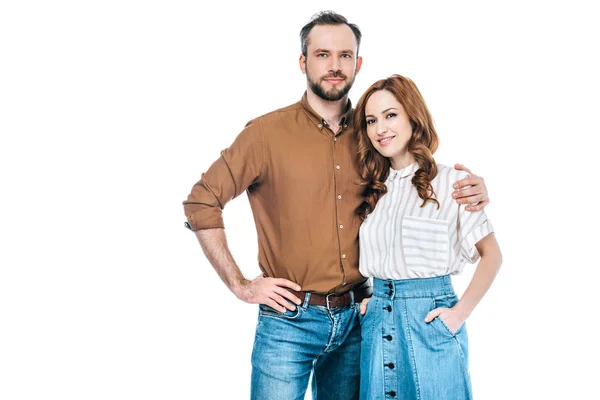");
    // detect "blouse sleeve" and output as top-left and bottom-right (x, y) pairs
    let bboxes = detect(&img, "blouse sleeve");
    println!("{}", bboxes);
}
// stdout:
(454, 172), (494, 263)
